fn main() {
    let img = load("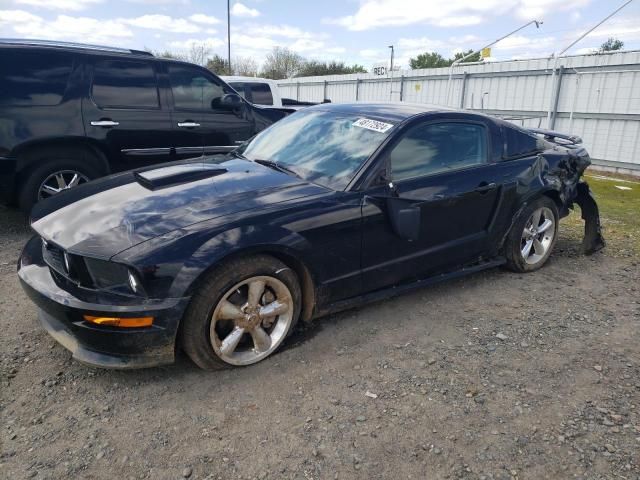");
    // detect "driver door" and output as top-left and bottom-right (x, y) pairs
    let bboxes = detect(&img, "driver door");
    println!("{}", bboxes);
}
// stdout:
(360, 120), (504, 292)
(167, 63), (255, 158)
